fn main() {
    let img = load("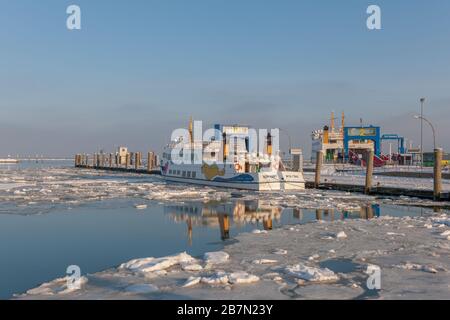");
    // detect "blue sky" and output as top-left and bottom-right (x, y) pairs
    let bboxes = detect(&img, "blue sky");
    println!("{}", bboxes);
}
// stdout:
(1, 0), (449, 157)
